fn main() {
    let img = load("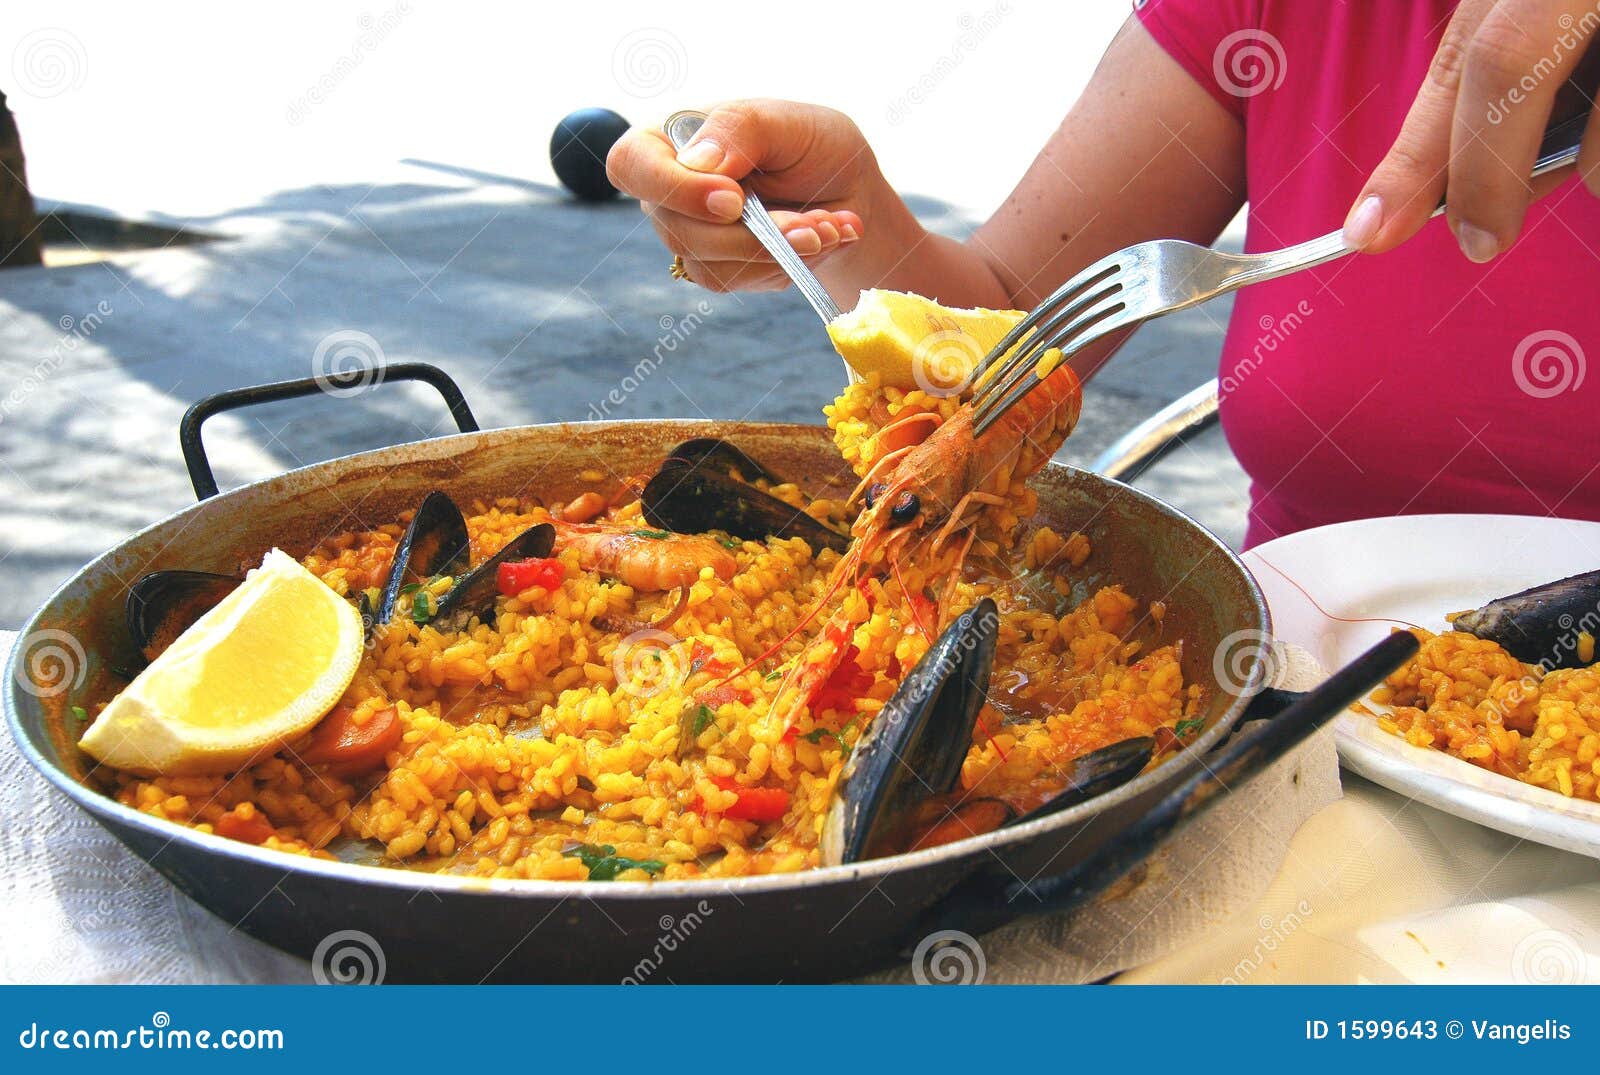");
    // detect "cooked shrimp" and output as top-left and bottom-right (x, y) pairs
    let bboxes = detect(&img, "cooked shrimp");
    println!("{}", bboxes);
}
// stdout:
(762, 364), (1083, 731)
(554, 523), (736, 591)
